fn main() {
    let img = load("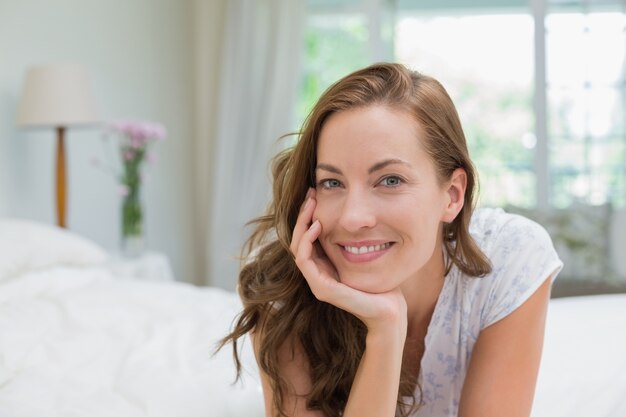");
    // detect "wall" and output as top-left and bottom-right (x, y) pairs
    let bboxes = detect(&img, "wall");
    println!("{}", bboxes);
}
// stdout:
(0, 0), (197, 283)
